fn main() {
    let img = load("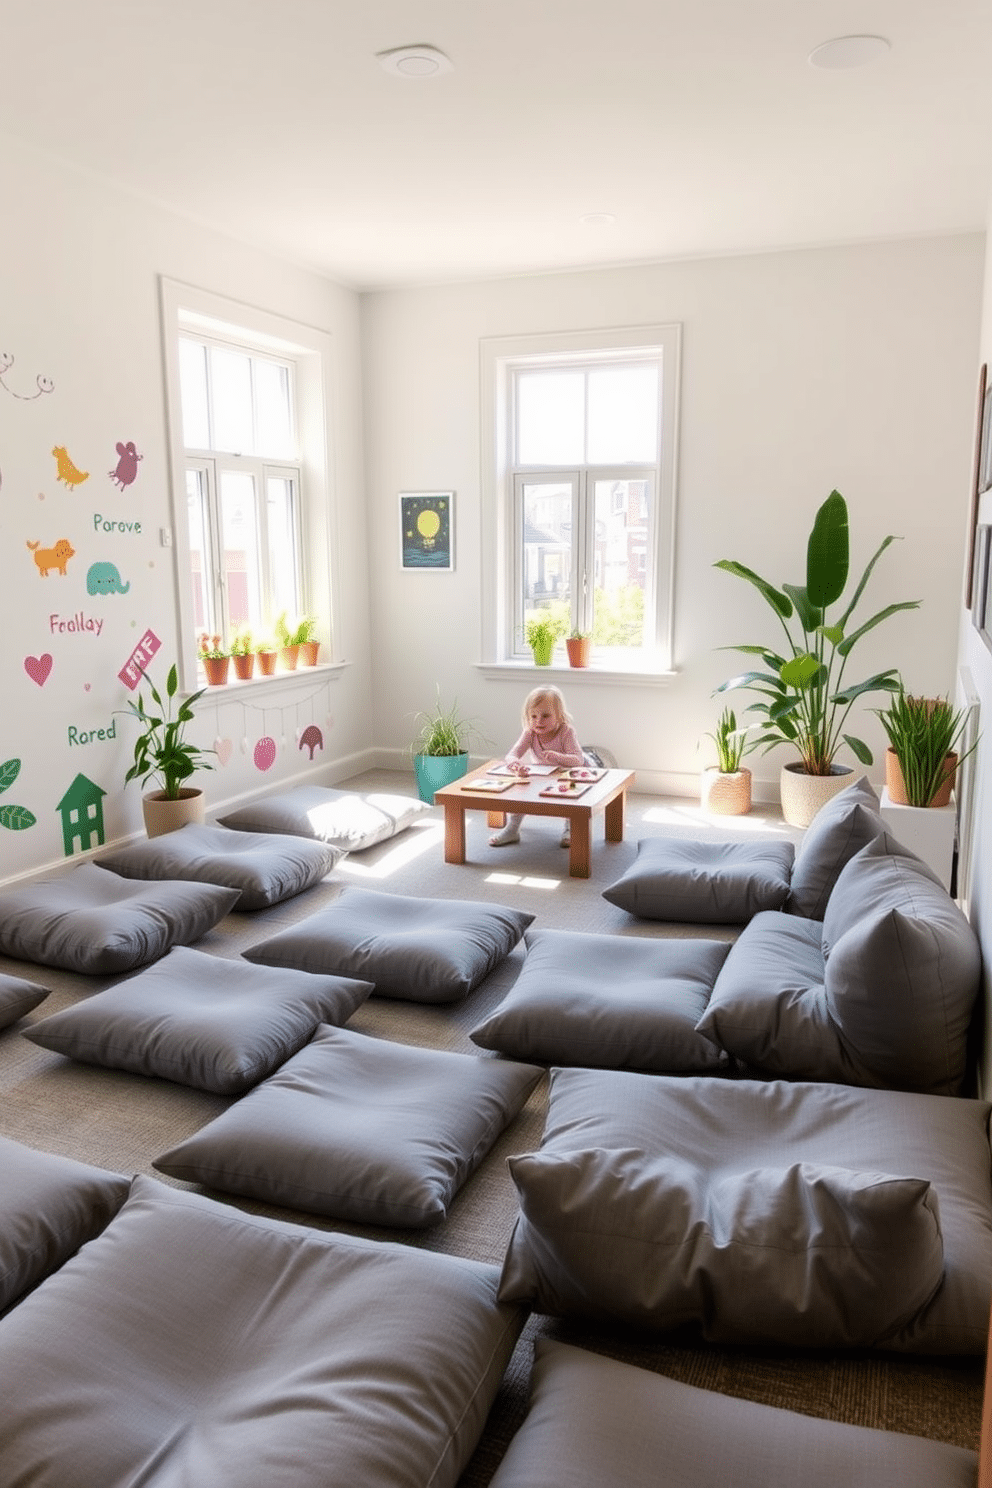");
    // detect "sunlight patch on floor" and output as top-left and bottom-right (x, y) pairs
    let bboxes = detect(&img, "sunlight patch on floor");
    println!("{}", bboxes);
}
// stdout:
(336, 821), (444, 879)
(640, 802), (795, 837)
(485, 872), (561, 891)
